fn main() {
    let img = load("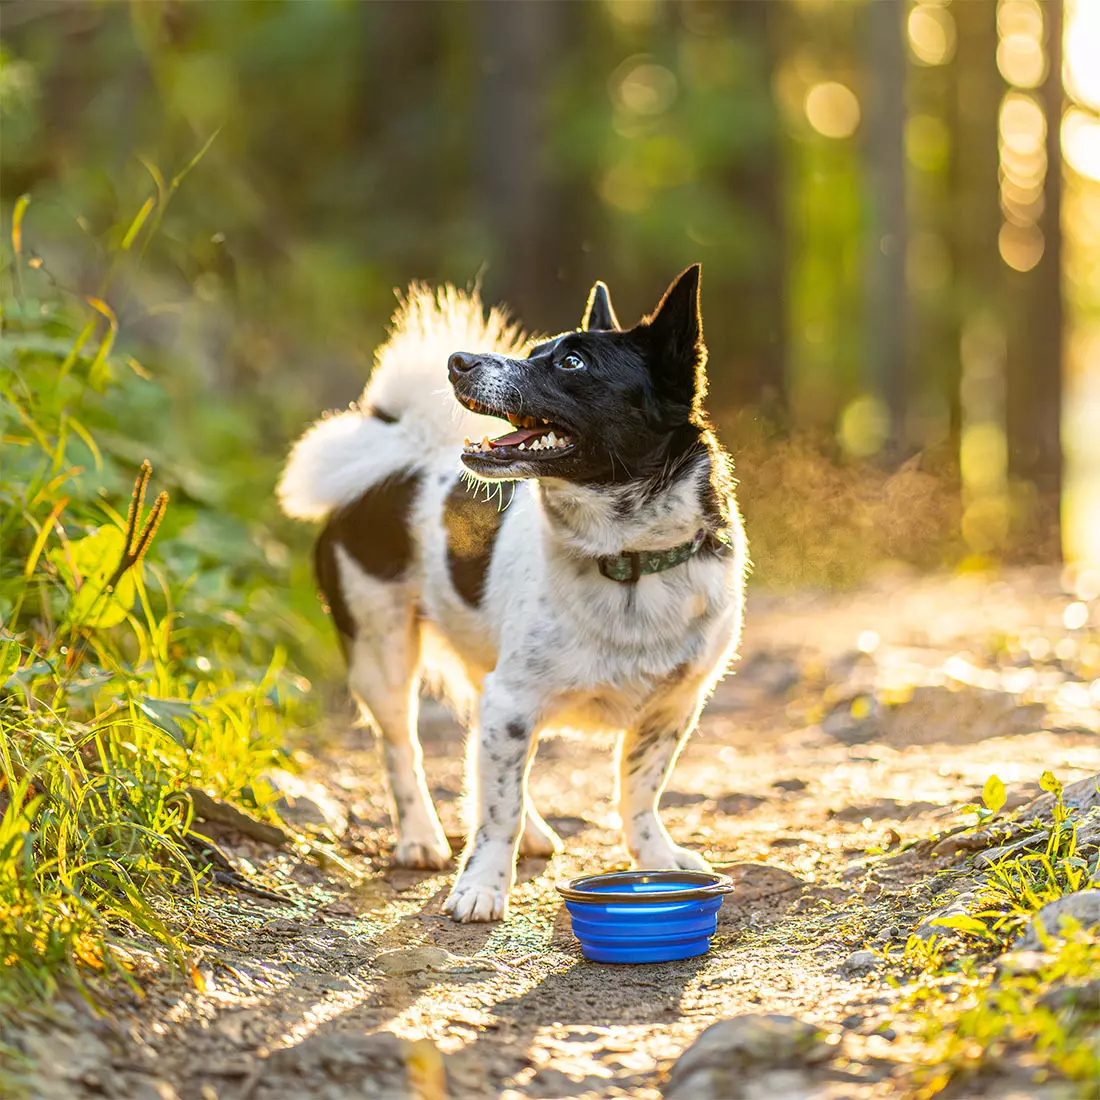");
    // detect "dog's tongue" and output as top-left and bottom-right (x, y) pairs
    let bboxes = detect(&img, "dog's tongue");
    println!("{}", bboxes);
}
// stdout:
(490, 425), (546, 449)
